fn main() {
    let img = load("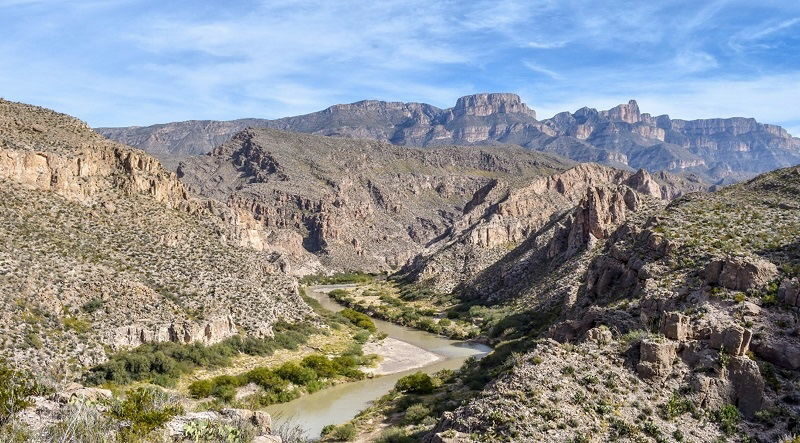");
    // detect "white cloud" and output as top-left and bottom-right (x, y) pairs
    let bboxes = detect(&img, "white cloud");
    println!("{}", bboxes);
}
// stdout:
(673, 50), (719, 73)
(525, 40), (568, 49)
(522, 61), (562, 80)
